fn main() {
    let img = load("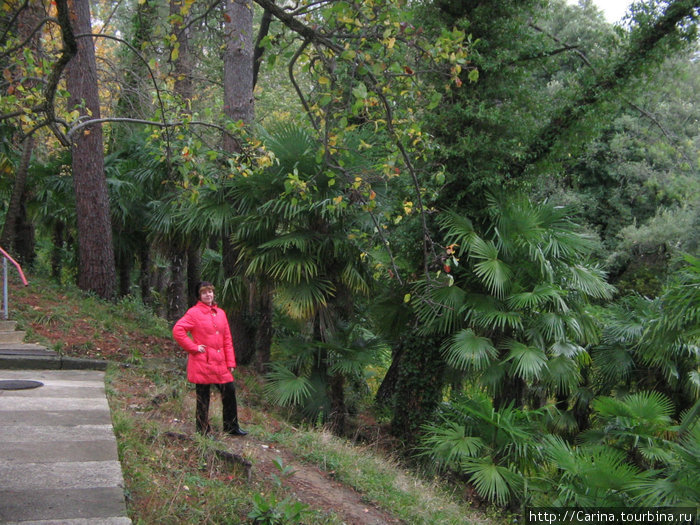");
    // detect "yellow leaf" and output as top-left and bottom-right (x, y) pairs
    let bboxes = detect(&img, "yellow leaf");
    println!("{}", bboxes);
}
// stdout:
(403, 294), (411, 303)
